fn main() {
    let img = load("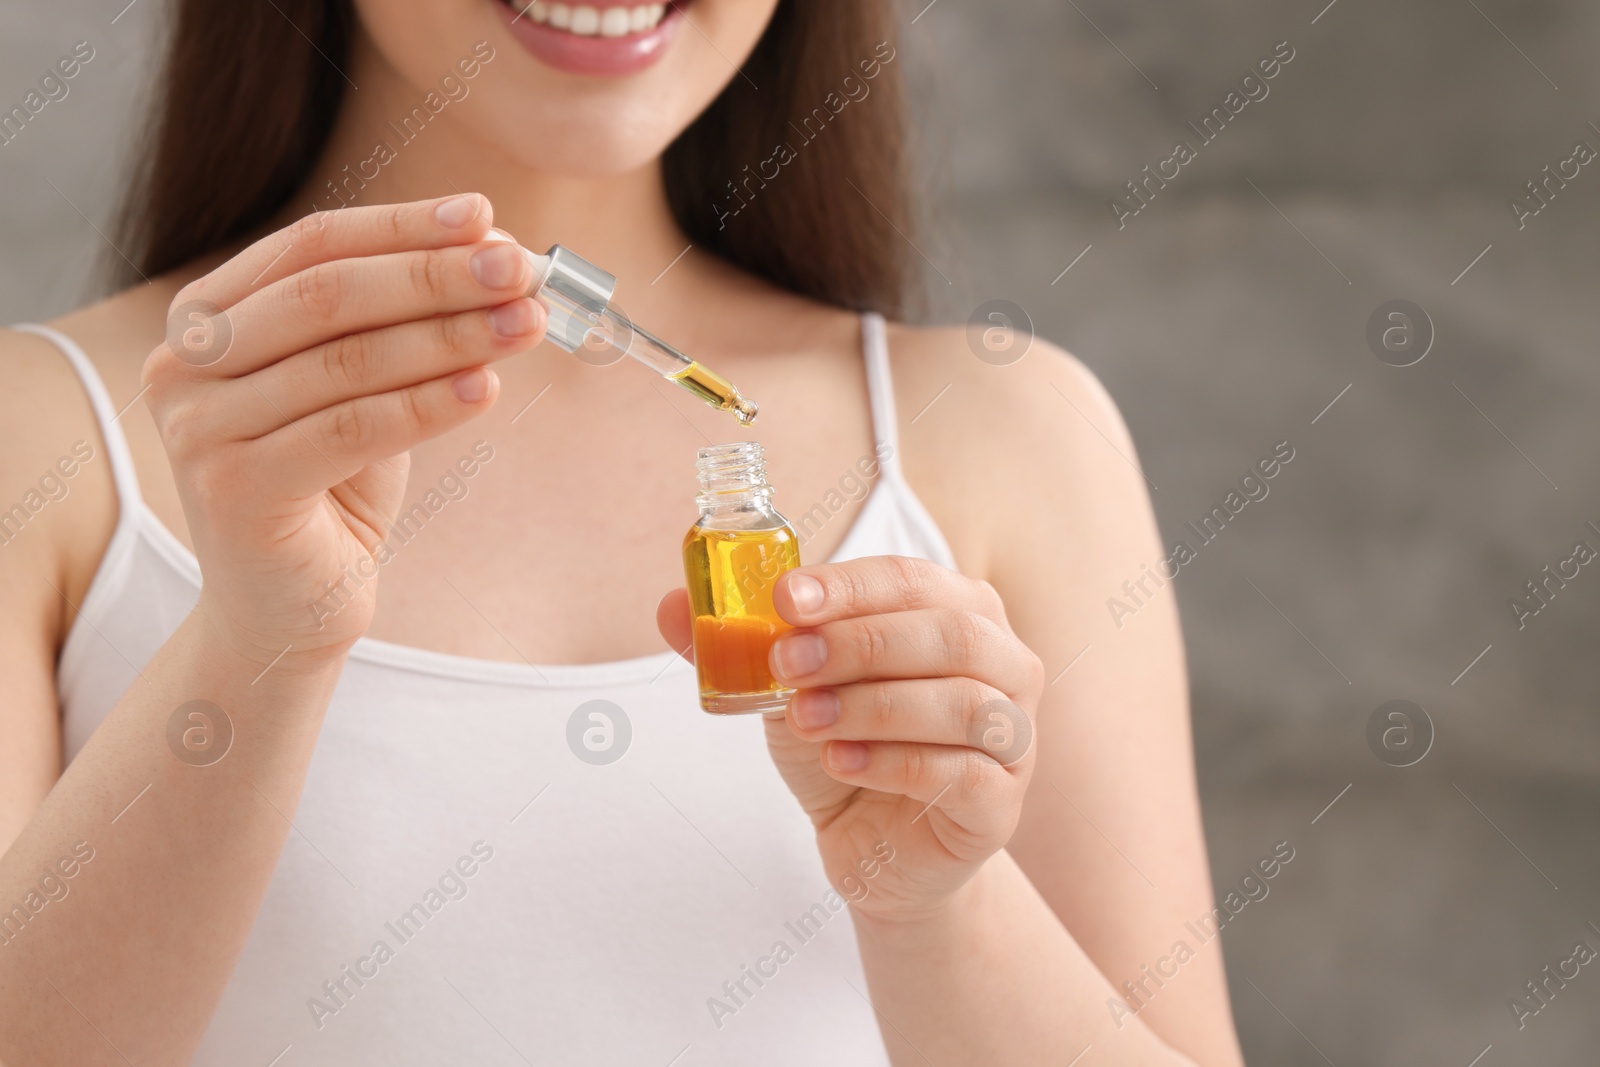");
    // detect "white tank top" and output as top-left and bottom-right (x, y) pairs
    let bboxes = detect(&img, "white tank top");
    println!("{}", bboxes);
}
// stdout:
(16, 315), (956, 1067)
